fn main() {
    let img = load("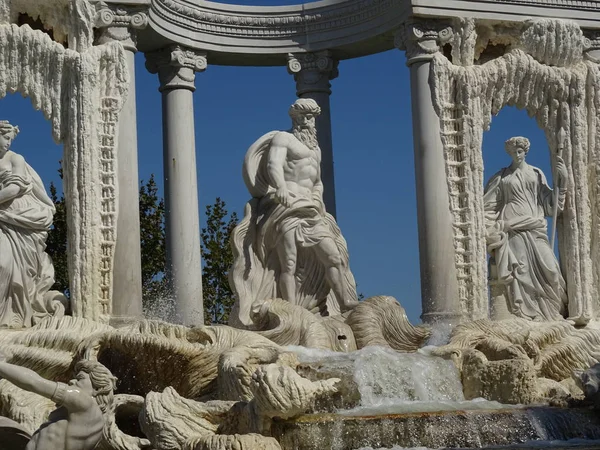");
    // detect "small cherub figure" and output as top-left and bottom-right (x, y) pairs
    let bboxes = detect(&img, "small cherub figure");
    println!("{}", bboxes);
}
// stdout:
(0, 350), (115, 450)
